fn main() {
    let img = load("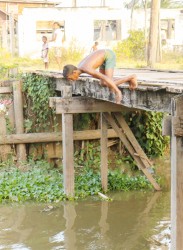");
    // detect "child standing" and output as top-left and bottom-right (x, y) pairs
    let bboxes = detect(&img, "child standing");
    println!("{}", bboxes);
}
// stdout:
(90, 41), (99, 53)
(41, 36), (49, 69)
